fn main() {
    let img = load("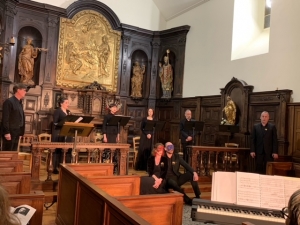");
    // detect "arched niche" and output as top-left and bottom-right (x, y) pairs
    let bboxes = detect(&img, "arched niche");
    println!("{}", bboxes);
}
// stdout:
(66, 1), (121, 30)
(220, 77), (254, 133)
(130, 50), (148, 98)
(14, 26), (42, 85)
(157, 50), (176, 99)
